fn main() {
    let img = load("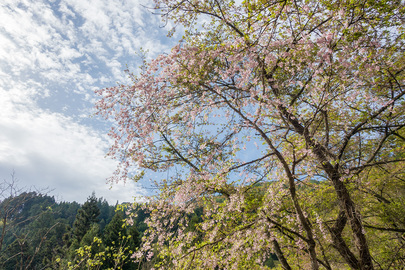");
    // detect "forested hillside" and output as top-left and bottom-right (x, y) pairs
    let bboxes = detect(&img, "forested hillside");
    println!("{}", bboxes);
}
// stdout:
(0, 191), (148, 269)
